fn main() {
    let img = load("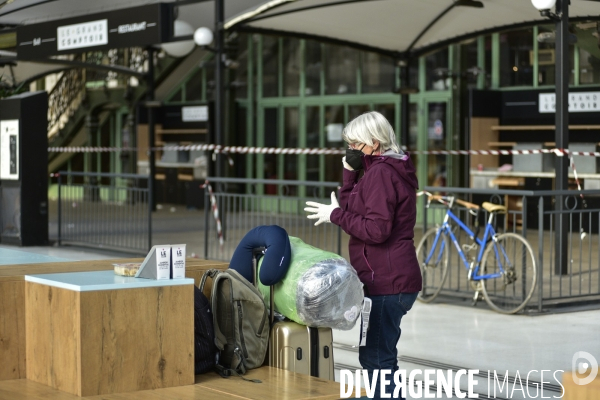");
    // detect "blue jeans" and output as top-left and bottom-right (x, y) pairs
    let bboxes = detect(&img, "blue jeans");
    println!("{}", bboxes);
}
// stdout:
(358, 292), (418, 400)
